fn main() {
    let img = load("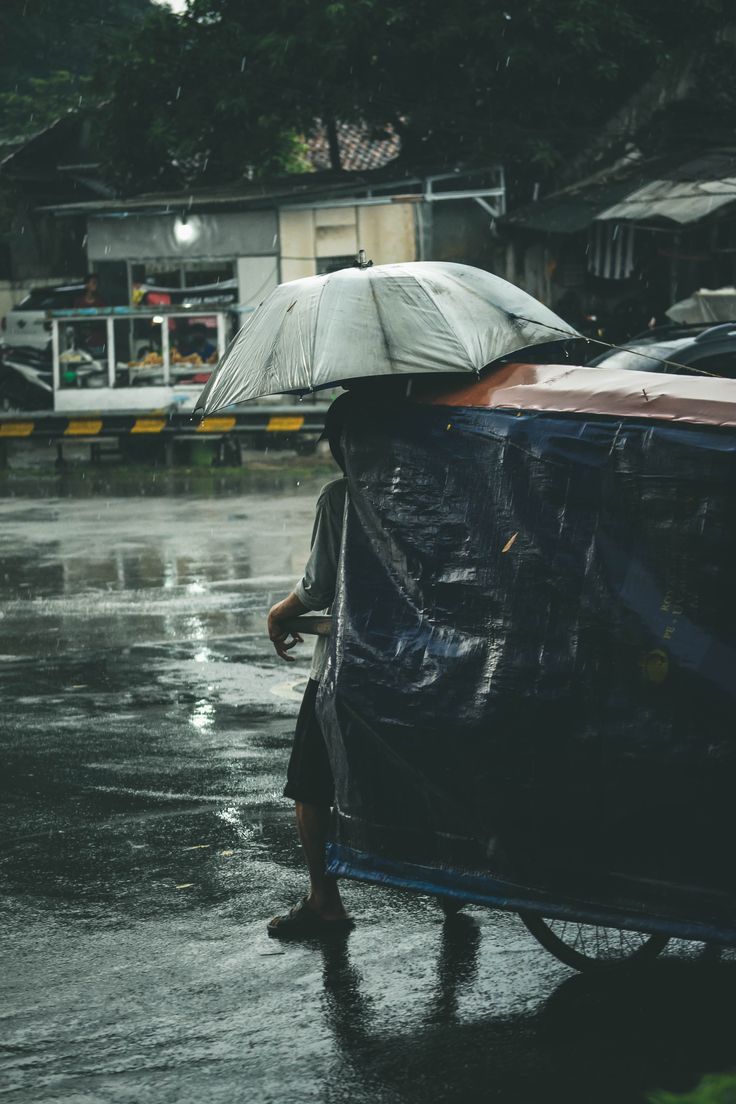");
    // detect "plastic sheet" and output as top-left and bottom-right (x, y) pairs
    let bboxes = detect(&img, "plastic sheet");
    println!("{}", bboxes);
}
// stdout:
(319, 382), (736, 940)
